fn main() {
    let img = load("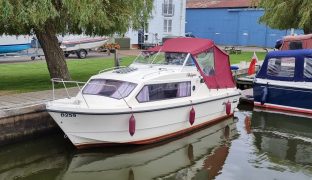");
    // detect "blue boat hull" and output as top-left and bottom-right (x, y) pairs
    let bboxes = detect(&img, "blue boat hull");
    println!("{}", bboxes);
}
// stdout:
(0, 43), (31, 54)
(253, 82), (312, 111)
